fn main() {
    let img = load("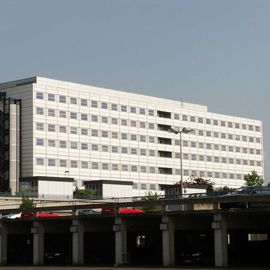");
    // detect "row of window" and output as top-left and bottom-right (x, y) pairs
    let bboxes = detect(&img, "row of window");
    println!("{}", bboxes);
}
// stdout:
(36, 122), (262, 145)
(35, 157), (250, 181)
(35, 138), (262, 158)
(182, 153), (262, 166)
(36, 92), (261, 132)
(36, 92), (155, 116)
